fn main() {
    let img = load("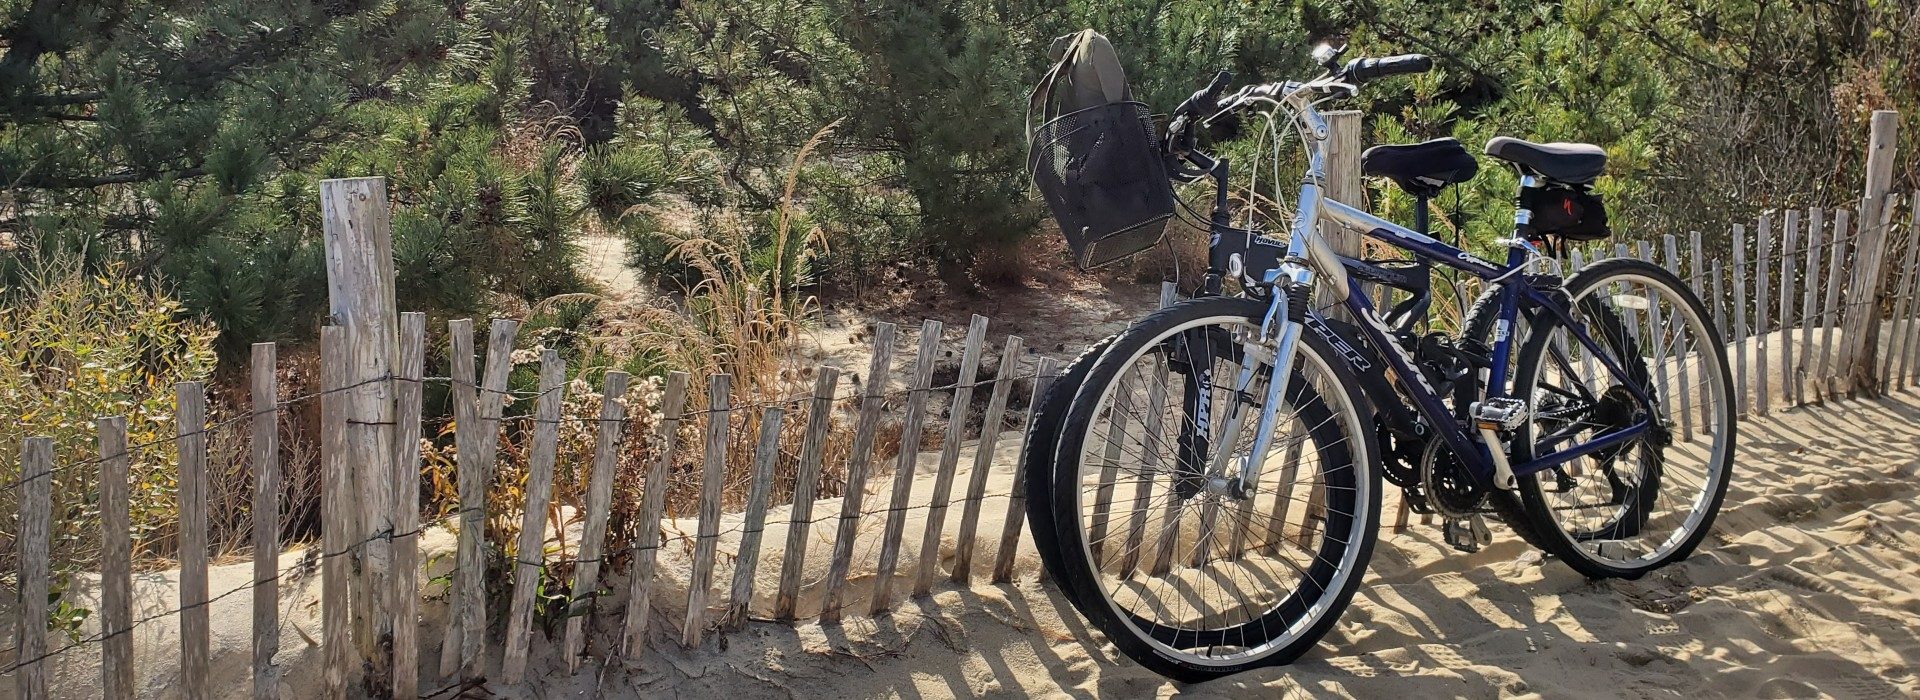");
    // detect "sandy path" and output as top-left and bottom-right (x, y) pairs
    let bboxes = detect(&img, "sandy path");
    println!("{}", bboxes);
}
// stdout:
(36, 388), (1915, 698)
(574, 391), (1920, 699)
